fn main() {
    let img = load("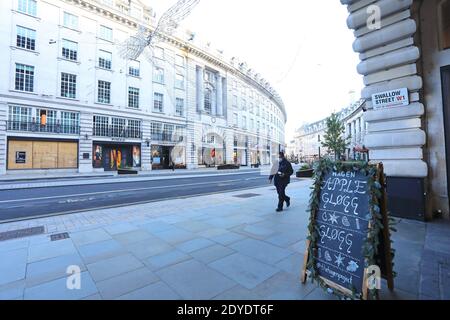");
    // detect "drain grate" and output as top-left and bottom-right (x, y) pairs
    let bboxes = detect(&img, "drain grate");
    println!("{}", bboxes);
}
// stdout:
(0, 226), (45, 242)
(50, 232), (70, 241)
(233, 193), (261, 199)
